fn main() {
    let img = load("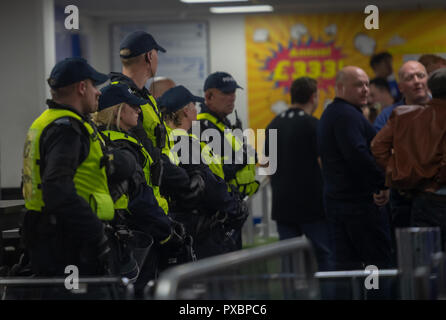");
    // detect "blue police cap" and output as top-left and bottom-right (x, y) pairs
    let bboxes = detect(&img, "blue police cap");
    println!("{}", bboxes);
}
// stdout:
(47, 57), (108, 89)
(203, 72), (243, 93)
(158, 85), (204, 114)
(119, 31), (166, 58)
(98, 83), (149, 111)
